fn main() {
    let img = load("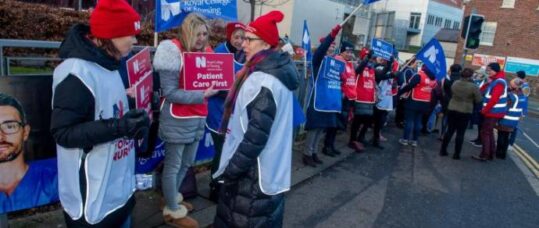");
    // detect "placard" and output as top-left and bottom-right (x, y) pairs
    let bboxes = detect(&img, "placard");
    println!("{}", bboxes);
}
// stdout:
(183, 53), (234, 91)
